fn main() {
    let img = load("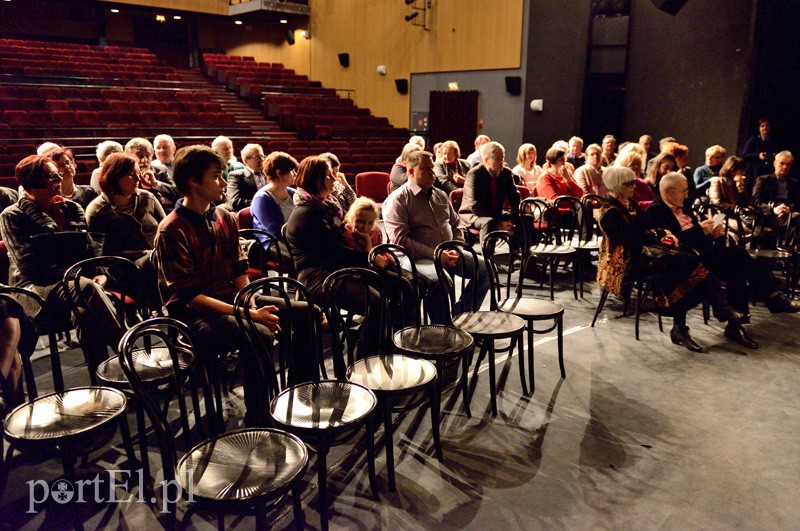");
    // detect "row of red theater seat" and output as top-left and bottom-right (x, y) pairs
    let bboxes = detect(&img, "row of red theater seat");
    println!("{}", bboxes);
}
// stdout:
(1, 109), (237, 127)
(0, 66), (190, 82)
(0, 86), (210, 102)
(0, 39), (150, 55)
(1, 98), (222, 113)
